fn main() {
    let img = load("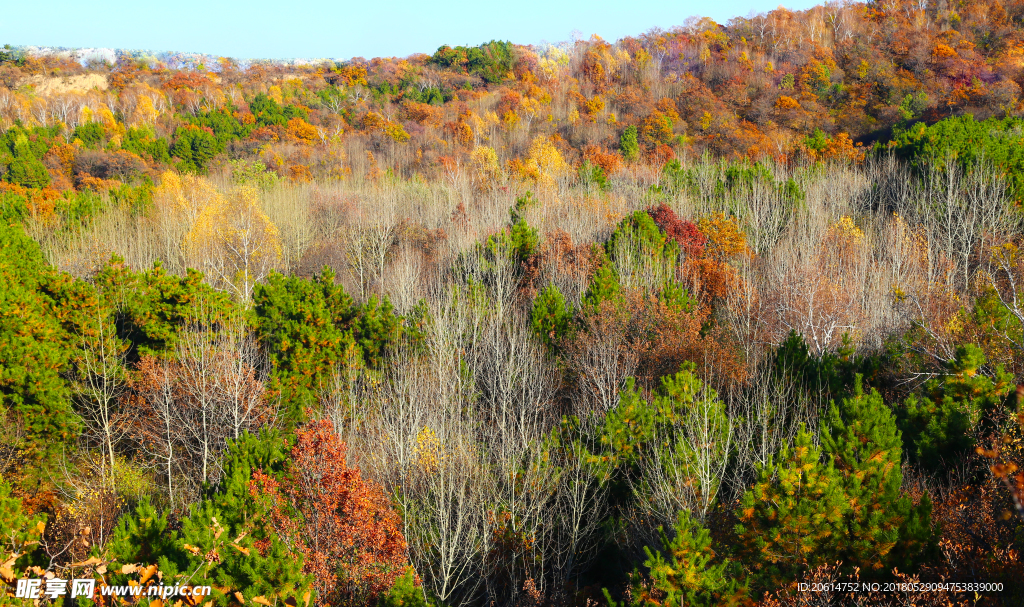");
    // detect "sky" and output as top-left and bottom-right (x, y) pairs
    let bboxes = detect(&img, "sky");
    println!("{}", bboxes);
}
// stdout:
(1, 0), (822, 61)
